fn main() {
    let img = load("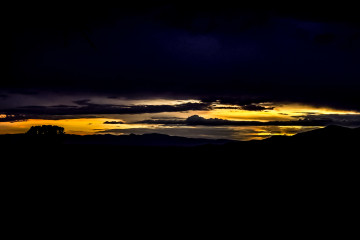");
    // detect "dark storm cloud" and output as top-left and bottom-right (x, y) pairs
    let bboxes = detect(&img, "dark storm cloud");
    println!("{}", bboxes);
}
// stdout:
(203, 97), (276, 111)
(0, 114), (27, 122)
(0, 100), (211, 120)
(104, 121), (125, 124)
(0, 94), (8, 100)
(3, 2), (360, 111)
(314, 33), (336, 45)
(212, 104), (274, 111)
(0, 113), (99, 122)
(241, 104), (274, 111)
(202, 96), (271, 106)
(138, 115), (331, 126)
(300, 113), (360, 127)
